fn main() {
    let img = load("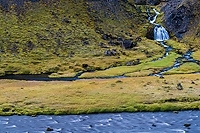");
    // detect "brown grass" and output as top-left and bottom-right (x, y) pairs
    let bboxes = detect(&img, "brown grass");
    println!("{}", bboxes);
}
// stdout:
(0, 73), (199, 115)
